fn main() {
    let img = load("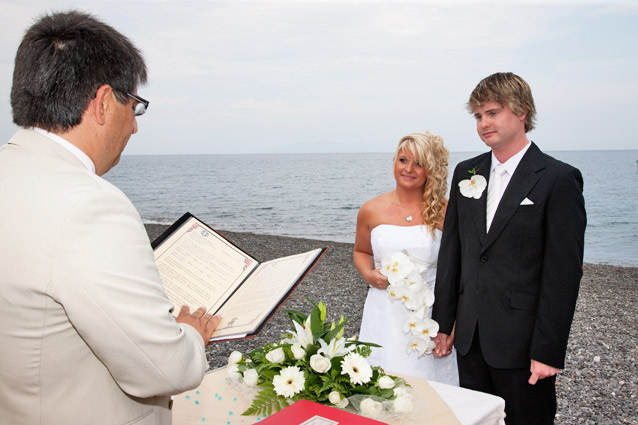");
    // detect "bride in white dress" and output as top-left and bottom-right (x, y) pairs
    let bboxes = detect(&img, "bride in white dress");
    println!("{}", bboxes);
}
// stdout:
(353, 131), (459, 386)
